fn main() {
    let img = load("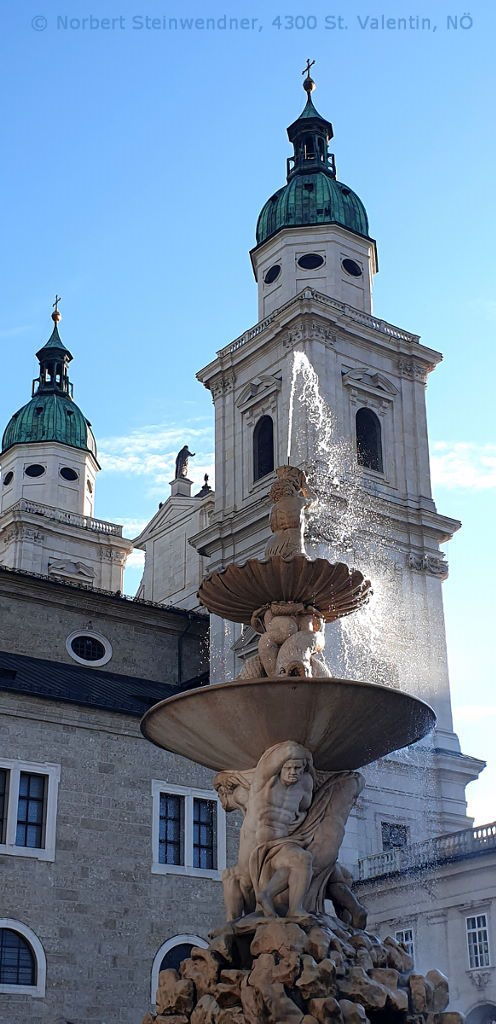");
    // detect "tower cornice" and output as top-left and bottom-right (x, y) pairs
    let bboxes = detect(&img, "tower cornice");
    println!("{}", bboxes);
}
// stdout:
(197, 289), (439, 392)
